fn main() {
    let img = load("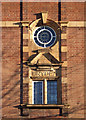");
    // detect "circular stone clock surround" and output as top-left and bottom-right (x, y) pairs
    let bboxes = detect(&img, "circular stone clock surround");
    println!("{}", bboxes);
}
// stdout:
(33, 26), (56, 48)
